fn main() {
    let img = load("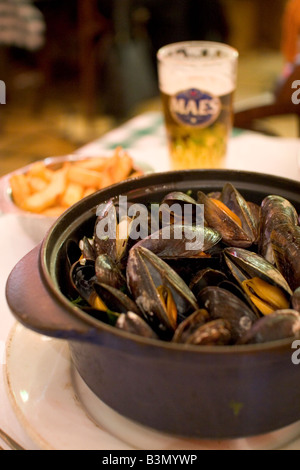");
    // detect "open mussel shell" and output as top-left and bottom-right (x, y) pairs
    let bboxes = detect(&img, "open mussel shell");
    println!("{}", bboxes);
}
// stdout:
(198, 286), (258, 343)
(197, 185), (257, 248)
(126, 246), (198, 337)
(94, 199), (134, 264)
(94, 200), (117, 260)
(271, 224), (300, 292)
(70, 259), (98, 305)
(160, 191), (202, 224)
(238, 310), (300, 345)
(93, 283), (141, 316)
(95, 254), (126, 290)
(224, 247), (293, 316)
(133, 224), (221, 259)
(79, 236), (96, 261)
(259, 195), (299, 263)
(64, 240), (85, 299)
(116, 312), (159, 339)
(221, 183), (260, 243)
(65, 239), (83, 270)
(162, 191), (199, 206)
